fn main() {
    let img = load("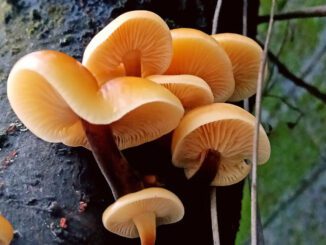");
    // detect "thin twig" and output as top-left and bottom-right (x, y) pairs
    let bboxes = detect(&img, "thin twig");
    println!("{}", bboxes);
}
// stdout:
(263, 47), (326, 104)
(242, 1), (265, 241)
(301, 43), (326, 79)
(211, 1), (223, 244)
(266, 94), (303, 115)
(212, 0), (223, 34)
(258, 5), (326, 23)
(242, 0), (249, 111)
(210, 188), (220, 245)
(247, 175), (265, 245)
(251, 1), (275, 245)
(242, 0), (248, 36)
